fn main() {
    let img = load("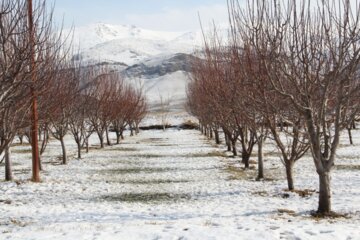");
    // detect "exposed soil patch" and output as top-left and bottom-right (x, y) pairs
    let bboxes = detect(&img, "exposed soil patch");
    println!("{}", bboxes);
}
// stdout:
(285, 189), (316, 198)
(310, 211), (350, 219)
(105, 147), (138, 152)
(101, 192), (191, 203)
(225, 165), (256, 181)
(188, 151), (227, 158)
(106, 179), (191, 184)
(101, 167), (176, 174)
(278, 208), (296, 216)
(225, 165), (281, 182)
(334, 165), (360, 171)
(252, 191), (269, 197)
(11, 149), (31, 154)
